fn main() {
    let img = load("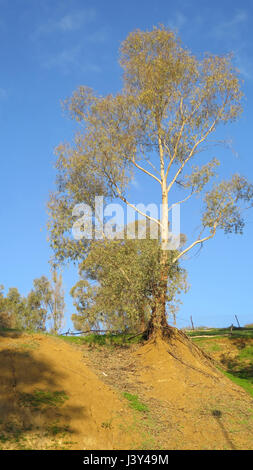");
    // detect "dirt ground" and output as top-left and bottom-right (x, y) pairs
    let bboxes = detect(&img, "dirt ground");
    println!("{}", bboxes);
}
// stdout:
(0, 330), (253, 450)
(0, 331), (140, 449)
